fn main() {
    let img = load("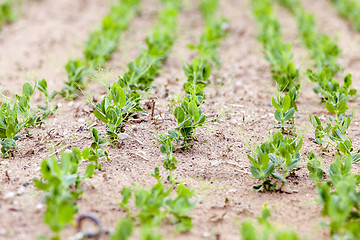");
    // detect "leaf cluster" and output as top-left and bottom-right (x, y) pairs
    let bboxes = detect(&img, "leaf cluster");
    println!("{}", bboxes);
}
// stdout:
(241, 205), (300, 240)
(308, 70), (357, 117)
(0, 0), (17, 29)
(34, 148), (95, 239)
(172, 95), (206, 146)
(309, 115), (359, 161)
(93, 83), (138, 140)
(0, 81), (57, 157)
(114, 170), (196, 239)
(248, 131), (303, 191)
(82, 128), (109, 170)
(317, 156), (360, 239)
